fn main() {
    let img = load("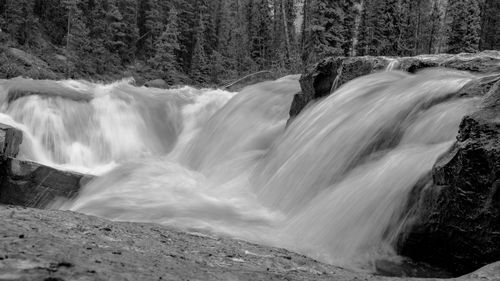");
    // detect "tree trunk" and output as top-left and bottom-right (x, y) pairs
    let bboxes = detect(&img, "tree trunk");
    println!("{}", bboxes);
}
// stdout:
(281, 0), (291, 67)
(300, 0), (309, 60)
